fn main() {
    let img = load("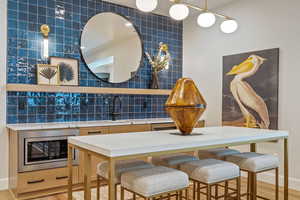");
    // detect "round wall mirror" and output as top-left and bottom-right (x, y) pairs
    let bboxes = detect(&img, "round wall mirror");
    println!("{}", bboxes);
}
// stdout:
(81, 12), (143, 83)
